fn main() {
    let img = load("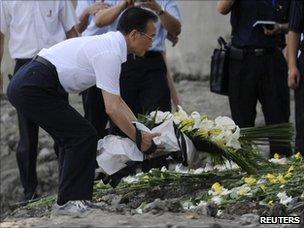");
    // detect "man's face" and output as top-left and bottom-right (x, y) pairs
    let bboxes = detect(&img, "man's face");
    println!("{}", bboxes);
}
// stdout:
(132, 21), (156, 57)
